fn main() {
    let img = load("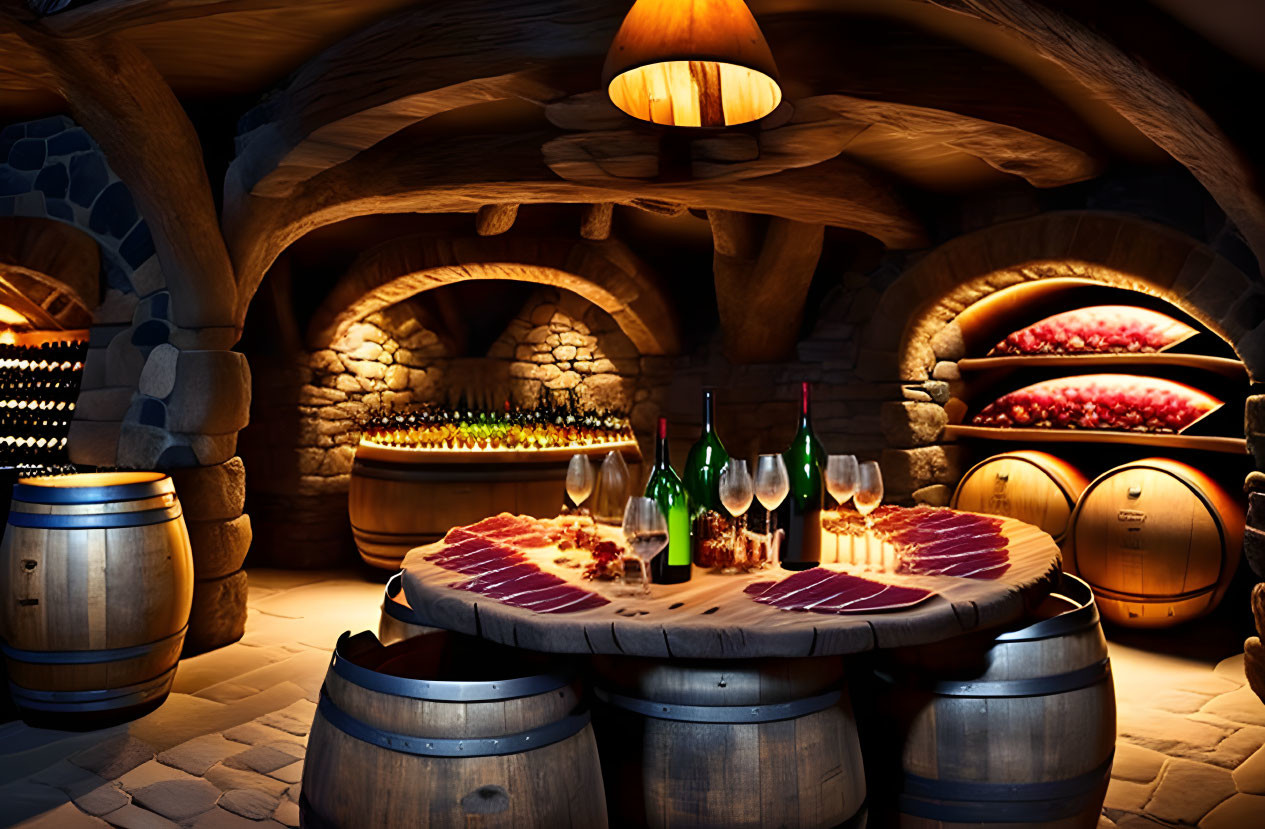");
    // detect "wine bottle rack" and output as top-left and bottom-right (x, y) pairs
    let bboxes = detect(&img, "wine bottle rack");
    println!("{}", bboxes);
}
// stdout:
(0, 339), (87, 469)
